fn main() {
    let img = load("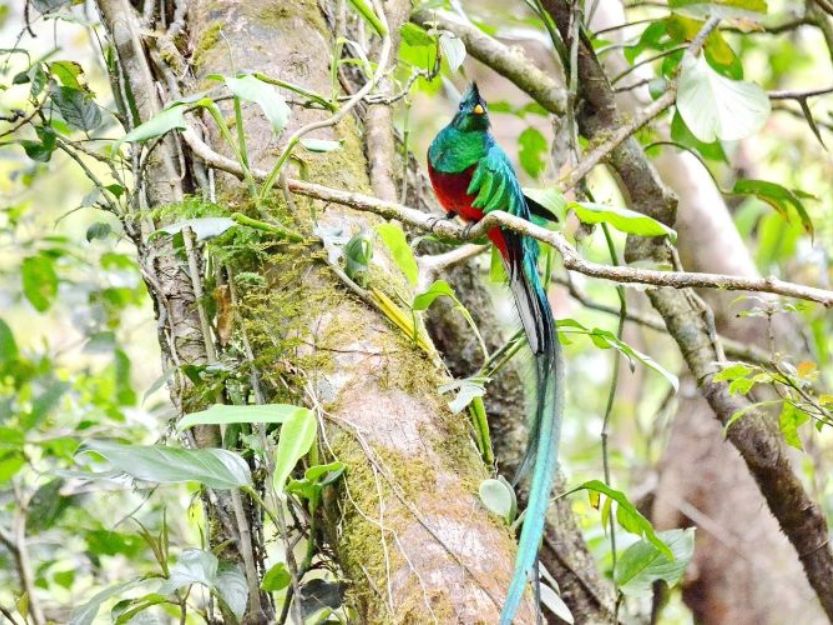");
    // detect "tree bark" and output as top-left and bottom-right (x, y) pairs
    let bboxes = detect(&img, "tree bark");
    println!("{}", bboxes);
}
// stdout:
(537, 2), (833, 621)
(100, 0), (532, 622)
